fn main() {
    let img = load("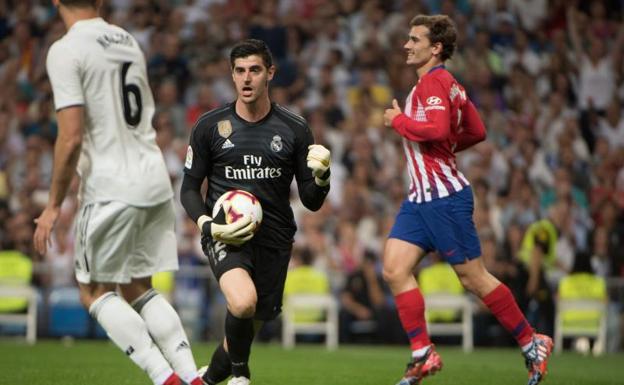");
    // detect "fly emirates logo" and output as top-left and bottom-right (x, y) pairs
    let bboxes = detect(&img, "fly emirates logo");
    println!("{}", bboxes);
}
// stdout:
(224, 155), (282, 180)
